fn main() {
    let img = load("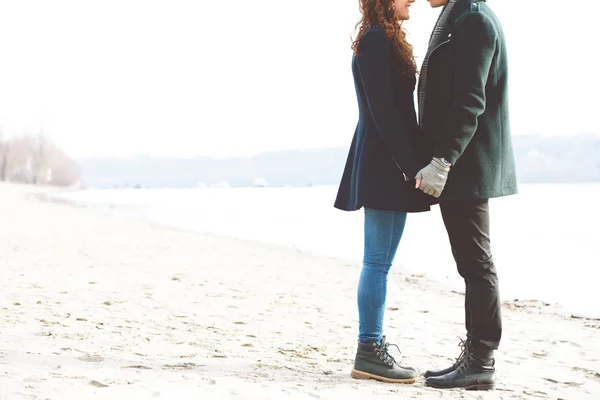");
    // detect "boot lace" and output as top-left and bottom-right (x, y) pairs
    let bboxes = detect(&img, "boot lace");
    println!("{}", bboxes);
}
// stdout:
(374, 336), (402, 367)
(455, 353), (473, 375)
(453, 337), (470, 367)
